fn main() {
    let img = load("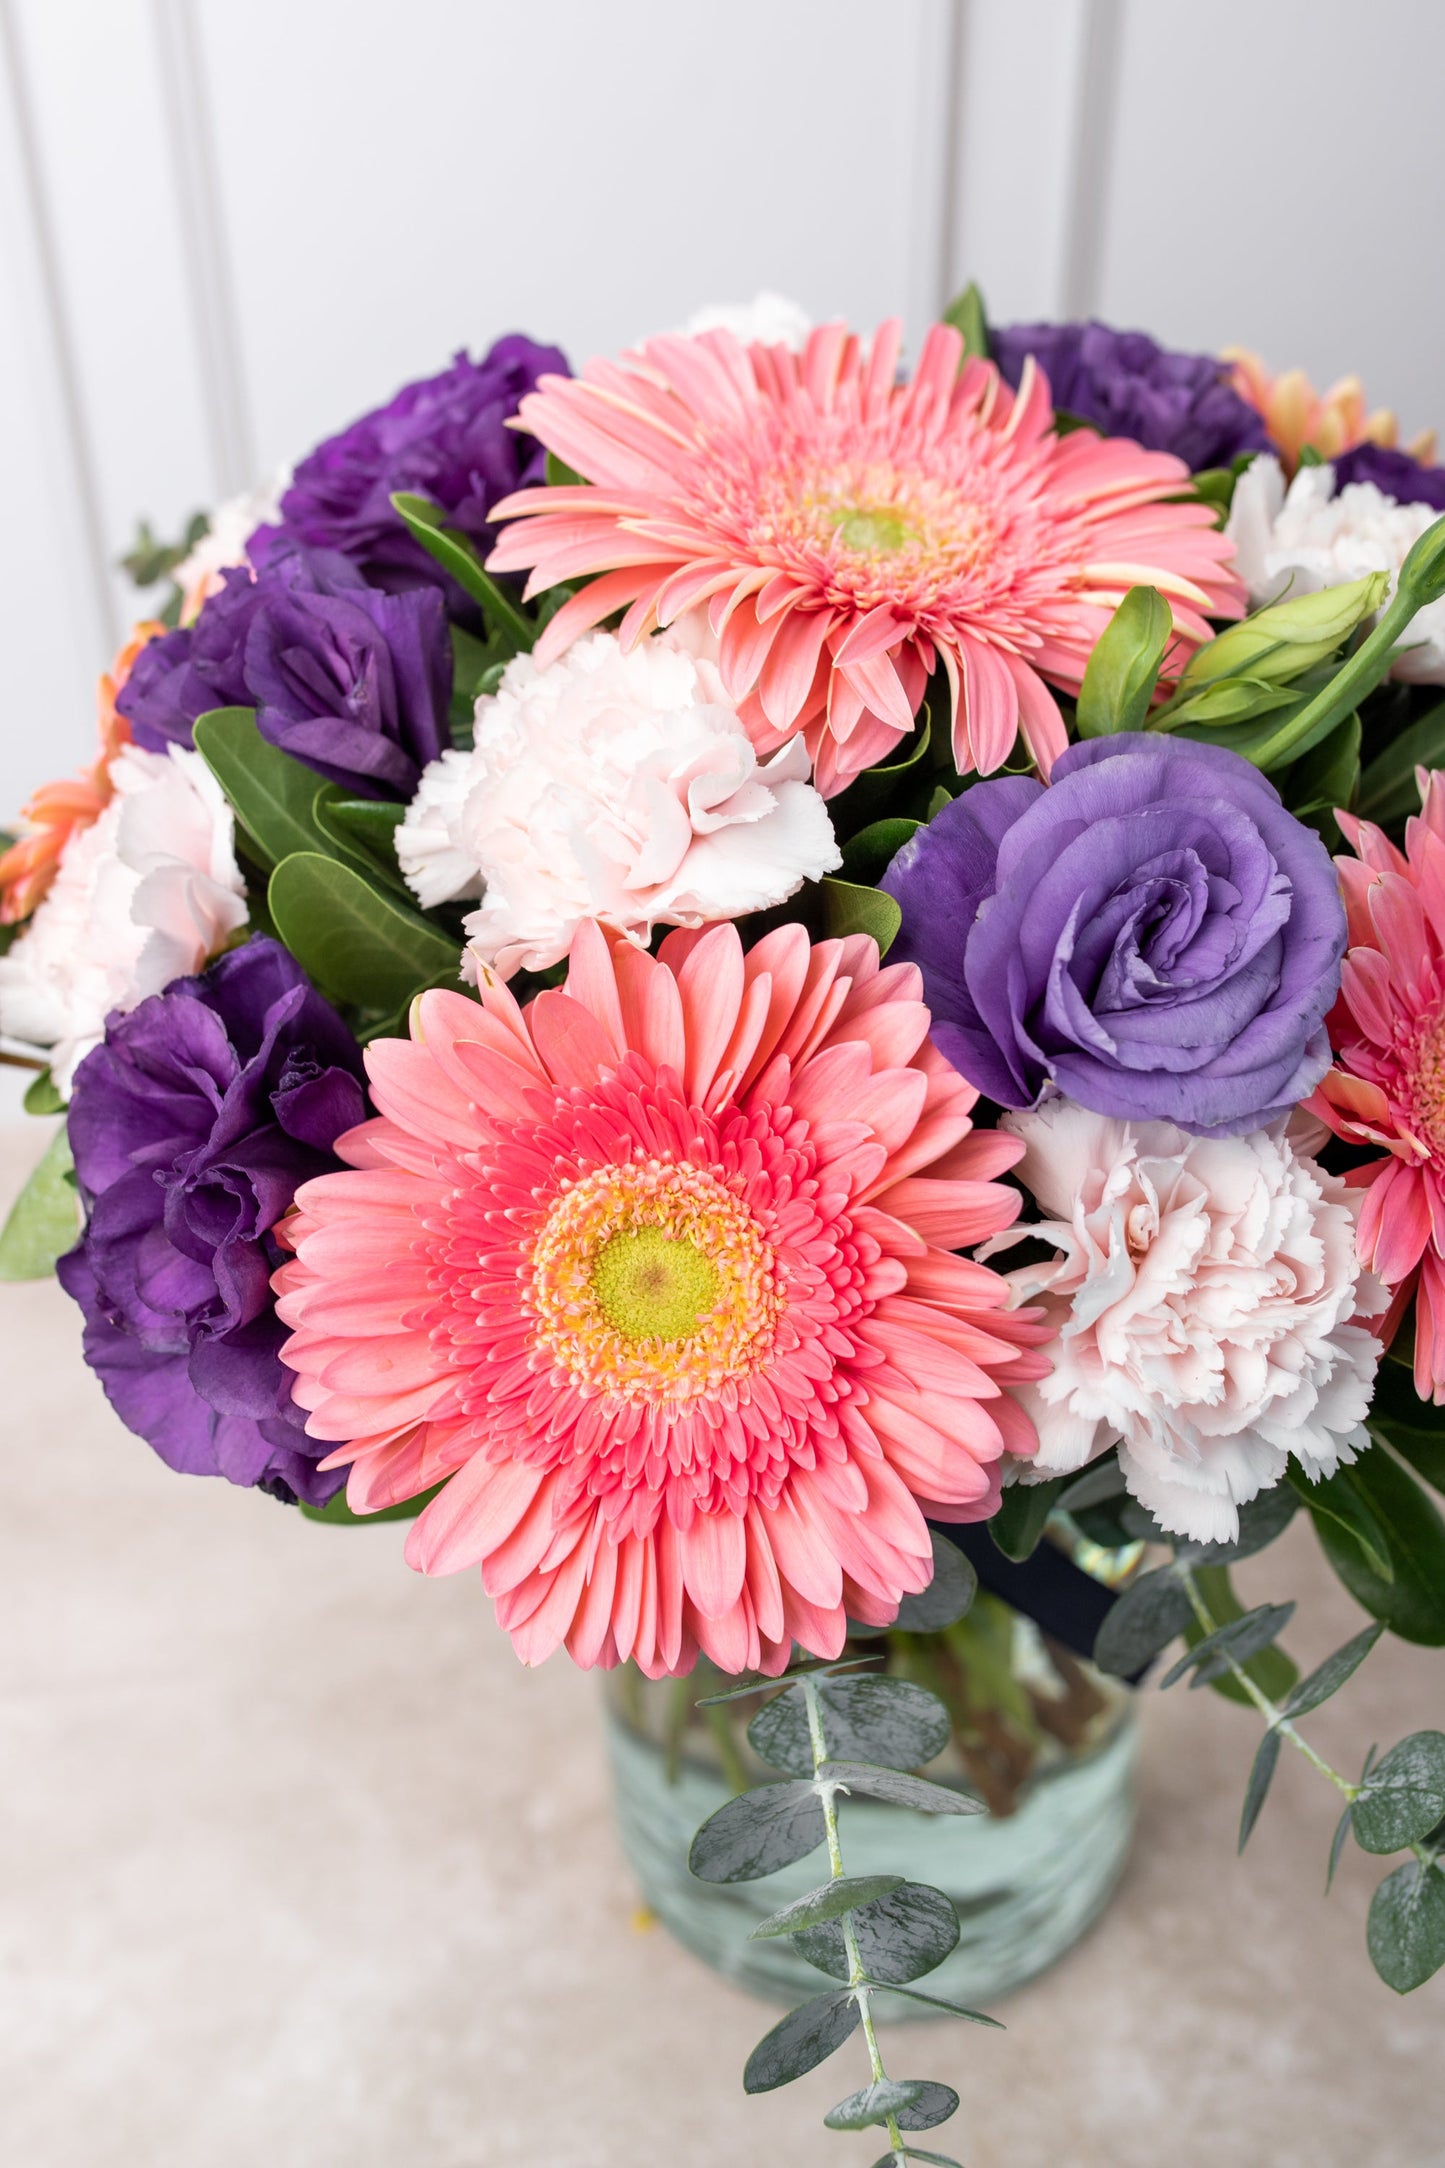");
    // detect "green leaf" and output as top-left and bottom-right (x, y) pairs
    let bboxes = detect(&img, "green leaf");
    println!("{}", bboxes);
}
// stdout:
(840, 816), (922, 886)
(1366, 1361), (1445, 1496)
(1284, 710), (1361, 822)
(544, 449), (585, 489)
(795, 1879), (959, 1985)
(1287, 1459), (1395, 1583)
(1180, 1562), (1299, 1708)
(941, 281), (989, 362)
(826, 2078), (959, 2133)
(1367, 1857), (1445, 1992)
(892, 1531), (977, 1633)
(989, 1476), (1066, 1561)
(297, 1481), (444, 1527)
(1357, 701), (1445, 827)
(867, 2152), (963, 2168)
(0, 1125), (78, 1280)
(1302, 1449), (1445, 1644)
(1076, 585), (1173, 737)
(694, 1654), (883, 1707)
(871, 1985), (1002, 2028)
(819, 1760), (982, 1816)
(390, 491), (532, 651)
(819, 878), (901, 956)
(1158, 1602), (1296, 1690)
(1238, 1728), (1282, 1853)
(311, 789), (409, 895)
(828, 707), (934, 828)
(1282, 1622), (1384, 1720)
(1180, 1482), (1299, 1568)
(1327, 1799), (1354, 1894)
(747, 1875), (905, 1941)
(742, 1990), (860, 2092)
(193, 707), (333, 873)
(1092, 1567), (1194, 1678)
(688, 1780), (826, 1883)
(748, 1676), (952, 1779)
(268, 853), (461, 1015)
(22, 1070), (64, 1116)
(1352, 1732), (1445, 1854)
